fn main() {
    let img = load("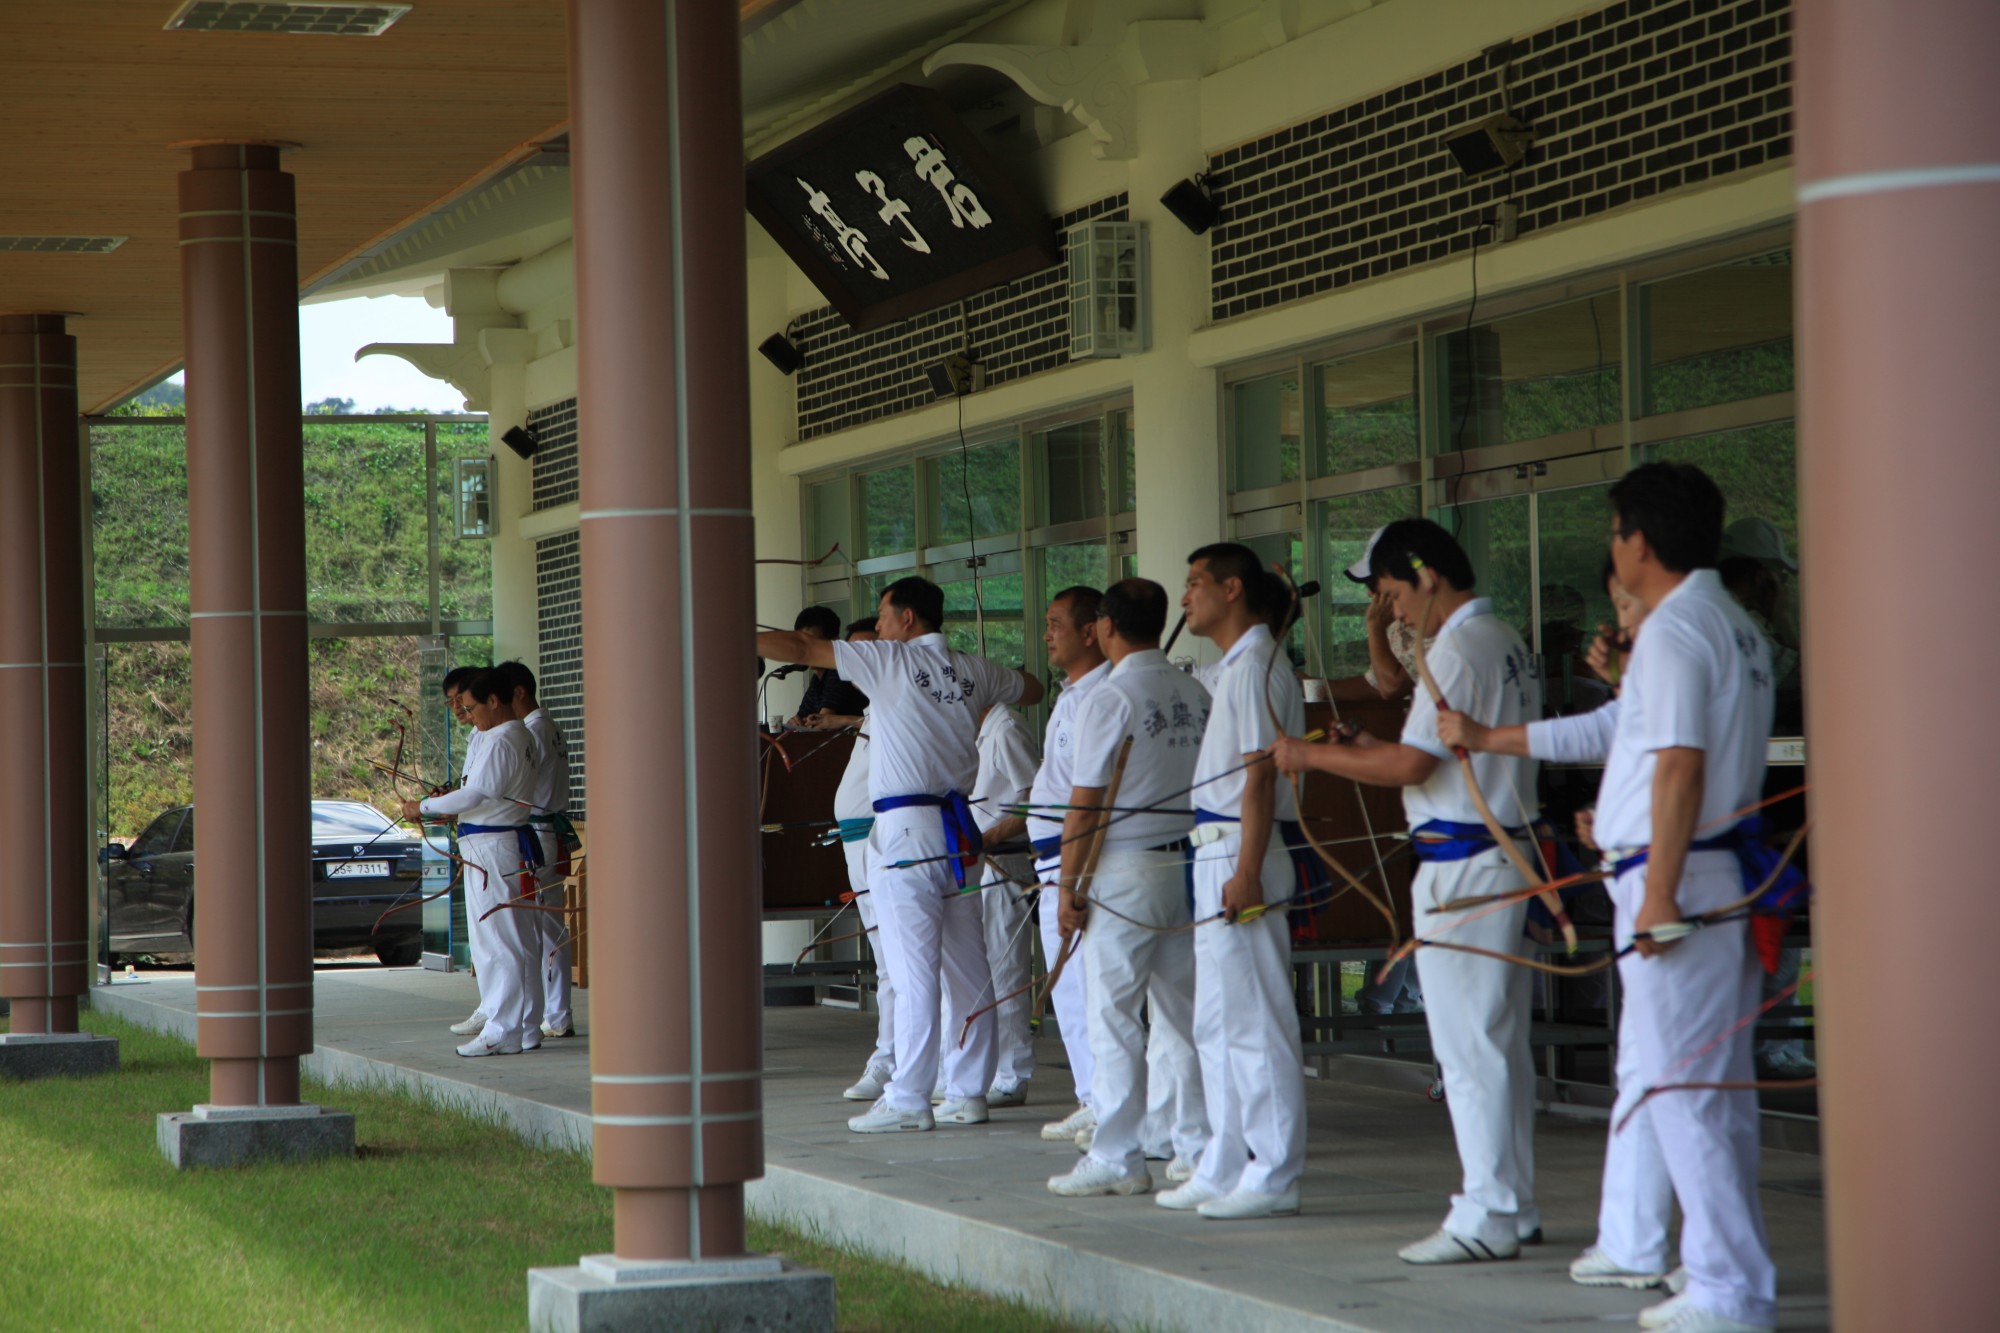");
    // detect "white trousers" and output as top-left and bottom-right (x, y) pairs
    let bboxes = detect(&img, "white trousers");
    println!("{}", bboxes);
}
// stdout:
(1082, 846), (1208, 1175)
(532, 829), (573, 1033)
(872, 807), (997, 1109)
(1598, 856), (1776, 1328)
(1411, 851), (1539, 1246)
(938, 855), (1036, 1091)
(1035, 854), (1094, 1109)
(460, 831), (538, 1048)
(844, 836), (896, 1075)
(1190, 832), (1305, 1196)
